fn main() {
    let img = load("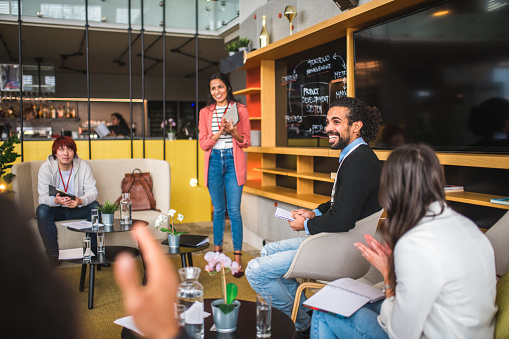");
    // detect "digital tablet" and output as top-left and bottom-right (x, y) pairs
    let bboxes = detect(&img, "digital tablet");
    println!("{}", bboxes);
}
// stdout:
(49, 185), (76, 200)
(222, 102), (239, 126)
